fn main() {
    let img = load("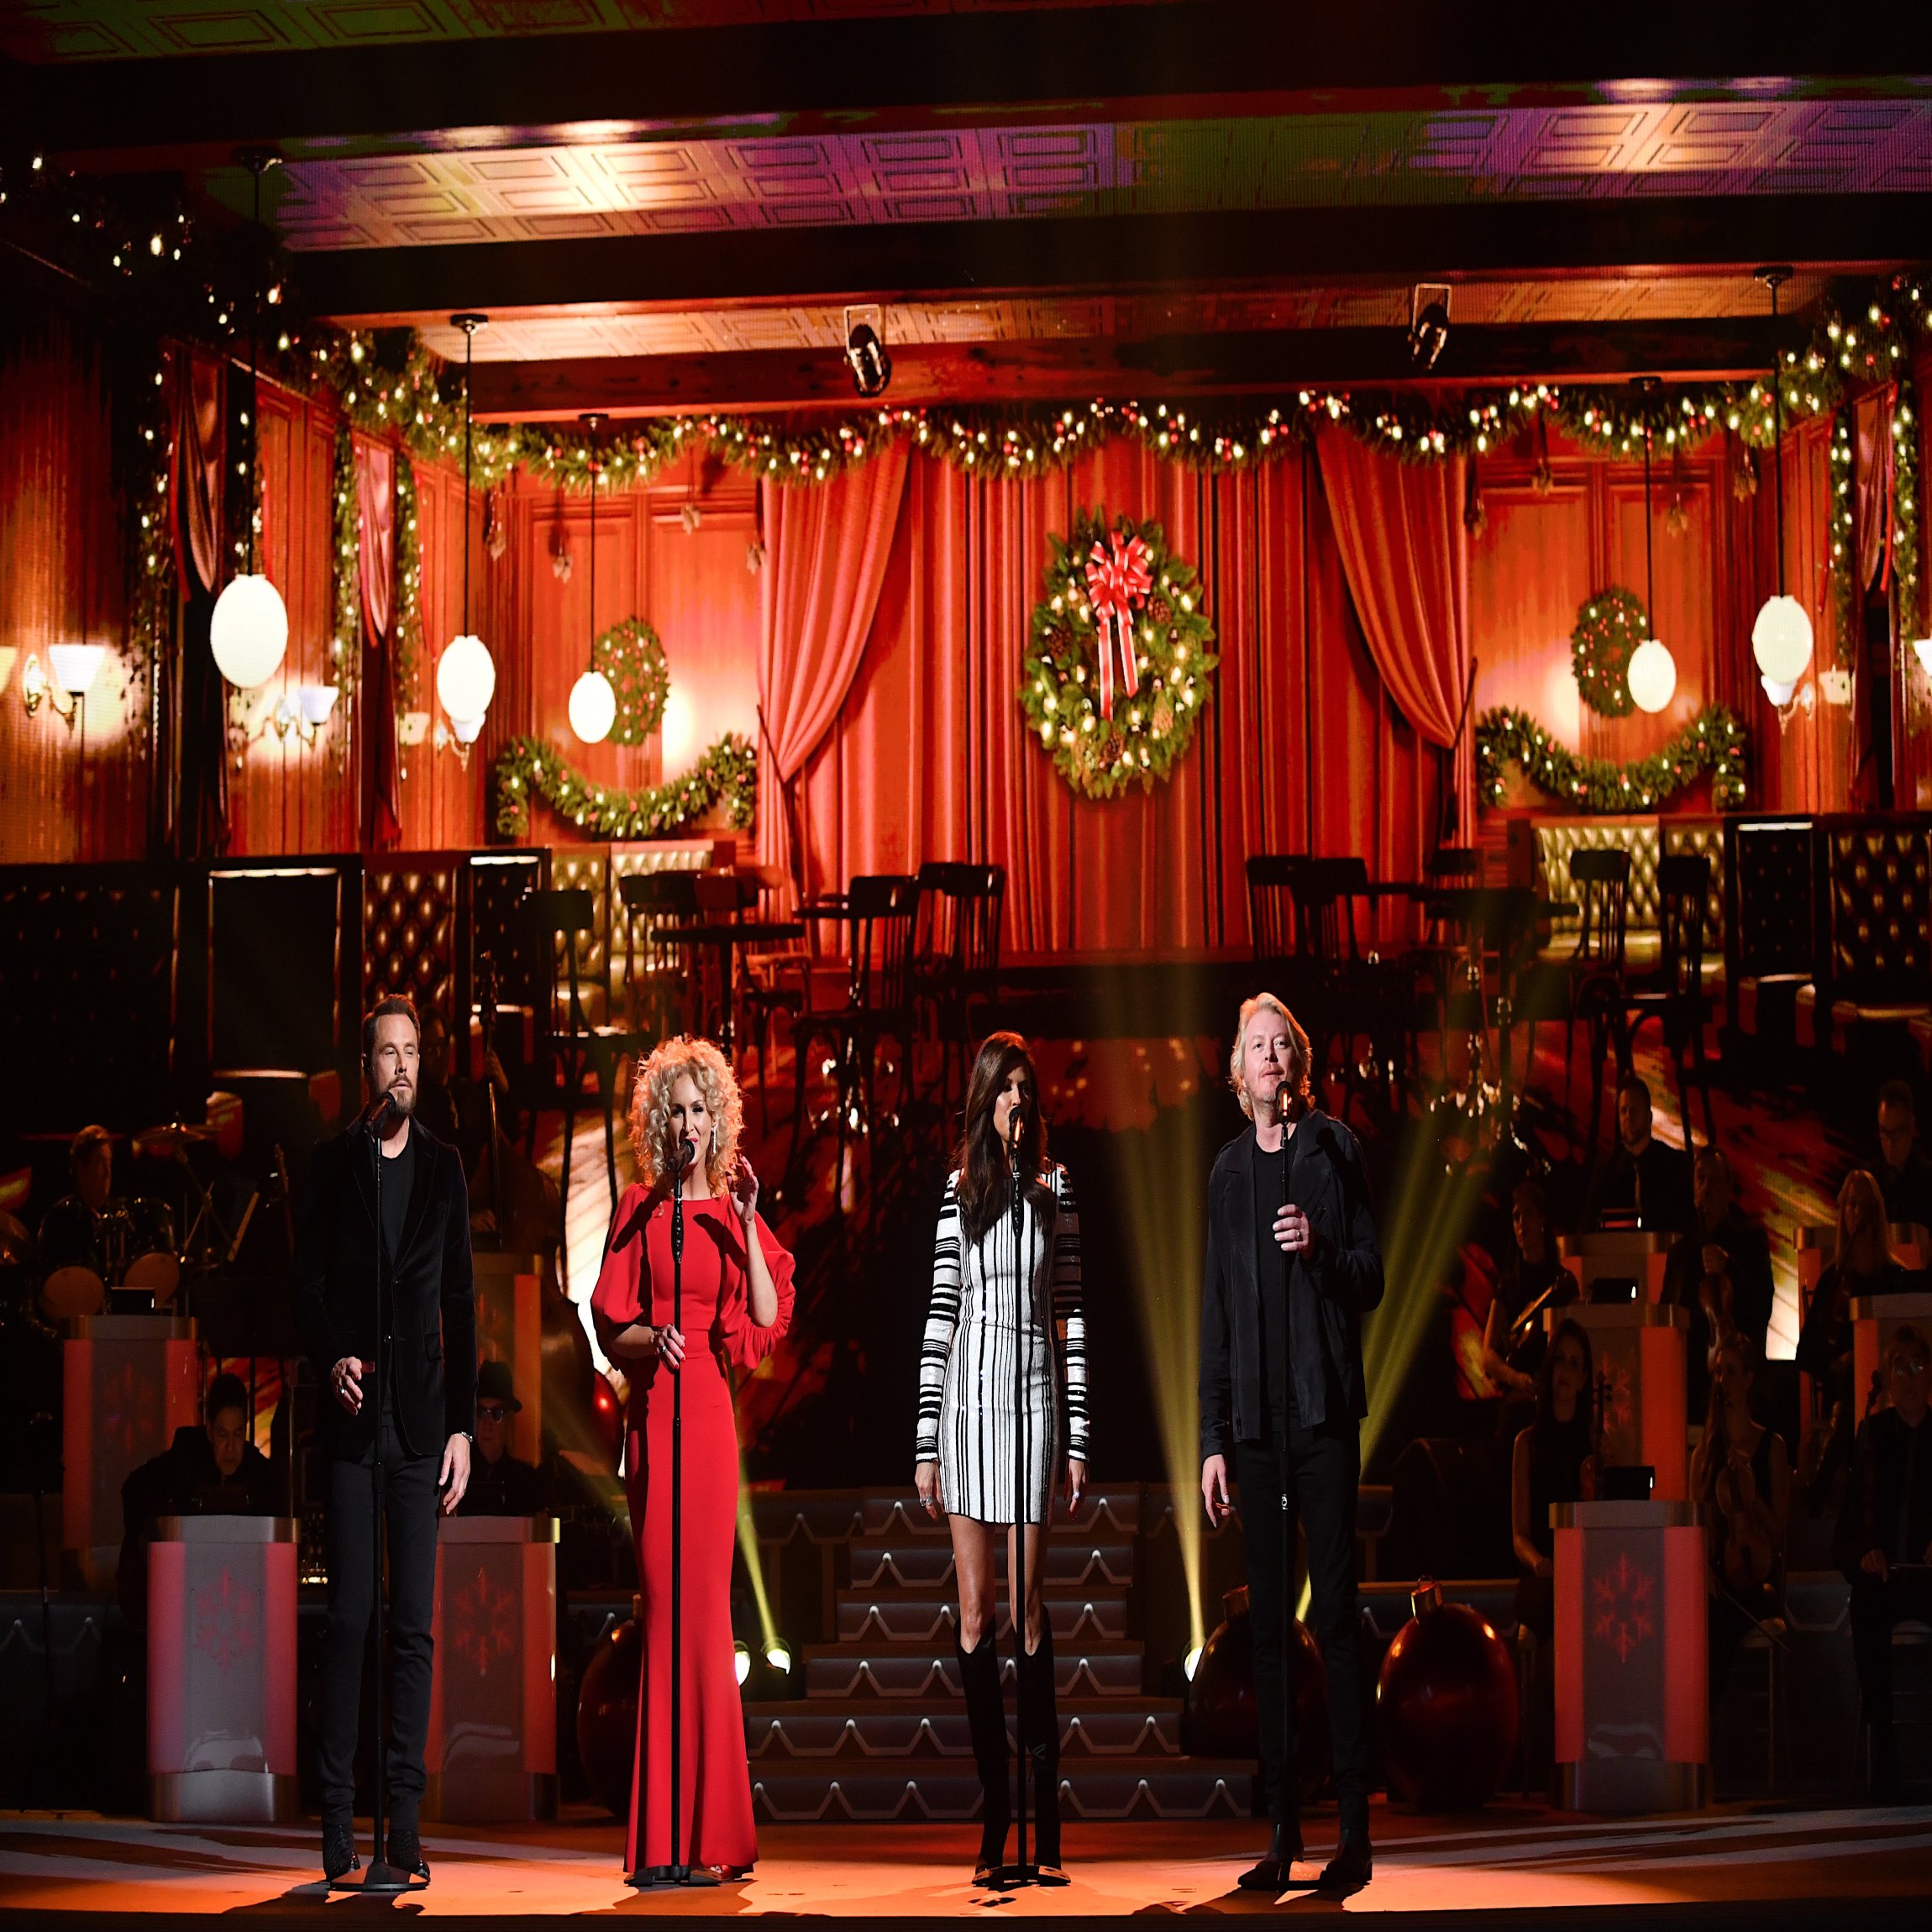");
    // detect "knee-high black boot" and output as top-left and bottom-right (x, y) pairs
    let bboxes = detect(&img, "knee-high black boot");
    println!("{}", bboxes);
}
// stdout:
(1019, 1621), (1065, 1876)
(957, 1632), (1009, 1882)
